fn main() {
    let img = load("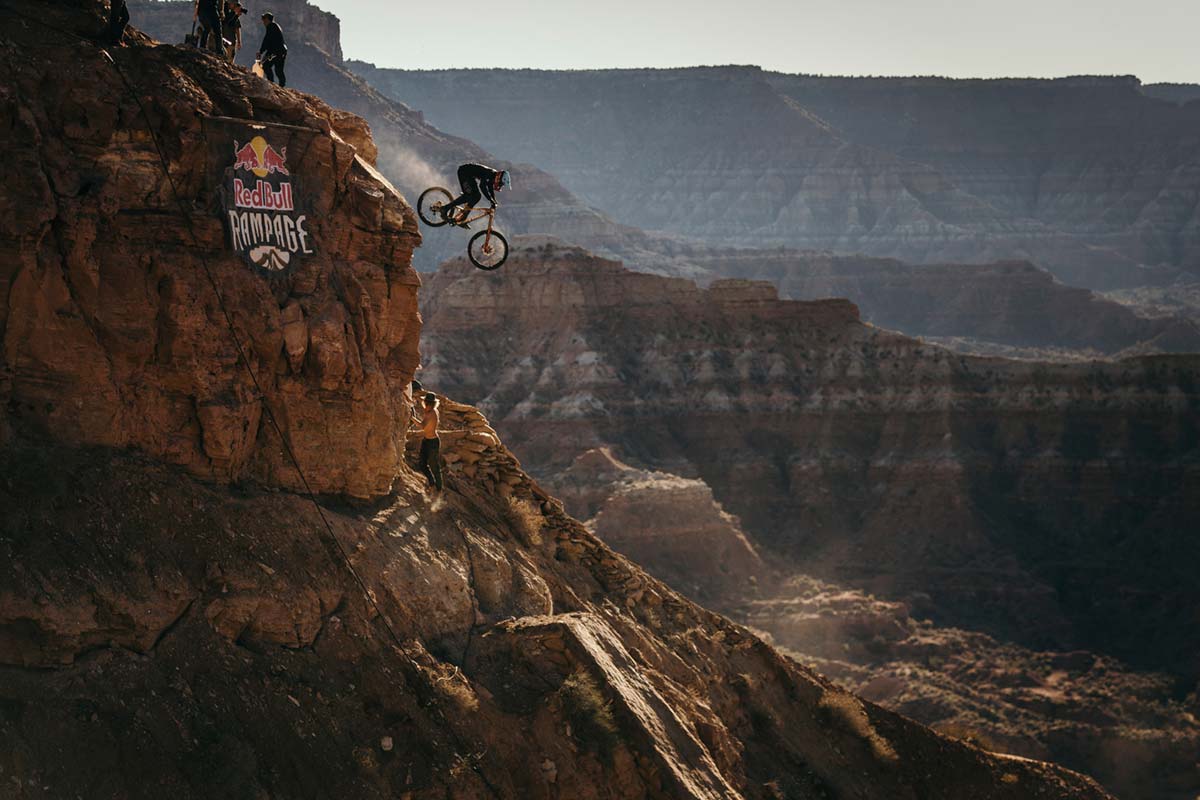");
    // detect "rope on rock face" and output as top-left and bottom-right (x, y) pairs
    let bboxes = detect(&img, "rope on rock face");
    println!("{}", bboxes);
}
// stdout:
(1, 11), (502, 795)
